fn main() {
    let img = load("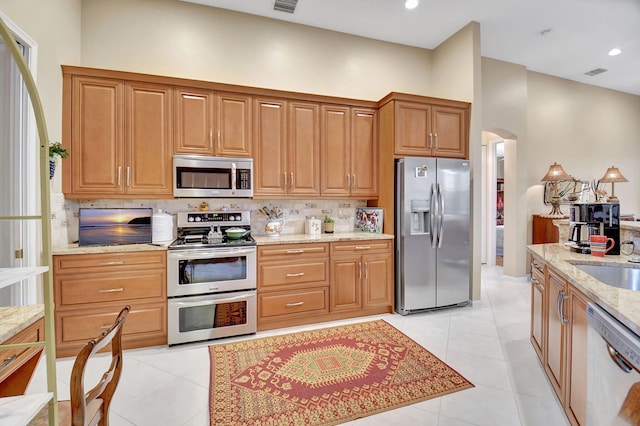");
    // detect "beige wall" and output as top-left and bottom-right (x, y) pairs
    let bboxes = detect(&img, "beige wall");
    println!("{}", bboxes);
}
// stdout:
(527, 71), (640, 215)
(81, 0), (433, 101)
(432, 22), (483, 300)
(0, 0), (81, 157)
(482, 57), (640, 276)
